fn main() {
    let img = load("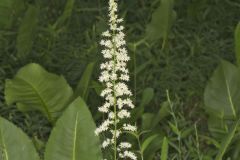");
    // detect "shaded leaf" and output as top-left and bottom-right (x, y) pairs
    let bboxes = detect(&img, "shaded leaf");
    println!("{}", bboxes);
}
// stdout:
(151, 101), (170, 128)
(53, 0), (75, 29)
(141, 113), (155, 131)
(5, 63), (73, 123)
(74, 62), (95, 100)
(146, 0), (176, 47)
(208, 115), (228, 137)
(16, 5), (39, 58)
(204, 60), (240, 119)
(132, 88), (154, 121)
(45, 97), (102, 160)
(235, 22), (240, 65)
(141, 134), (159, 153)
(215, 119), (240, 160)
